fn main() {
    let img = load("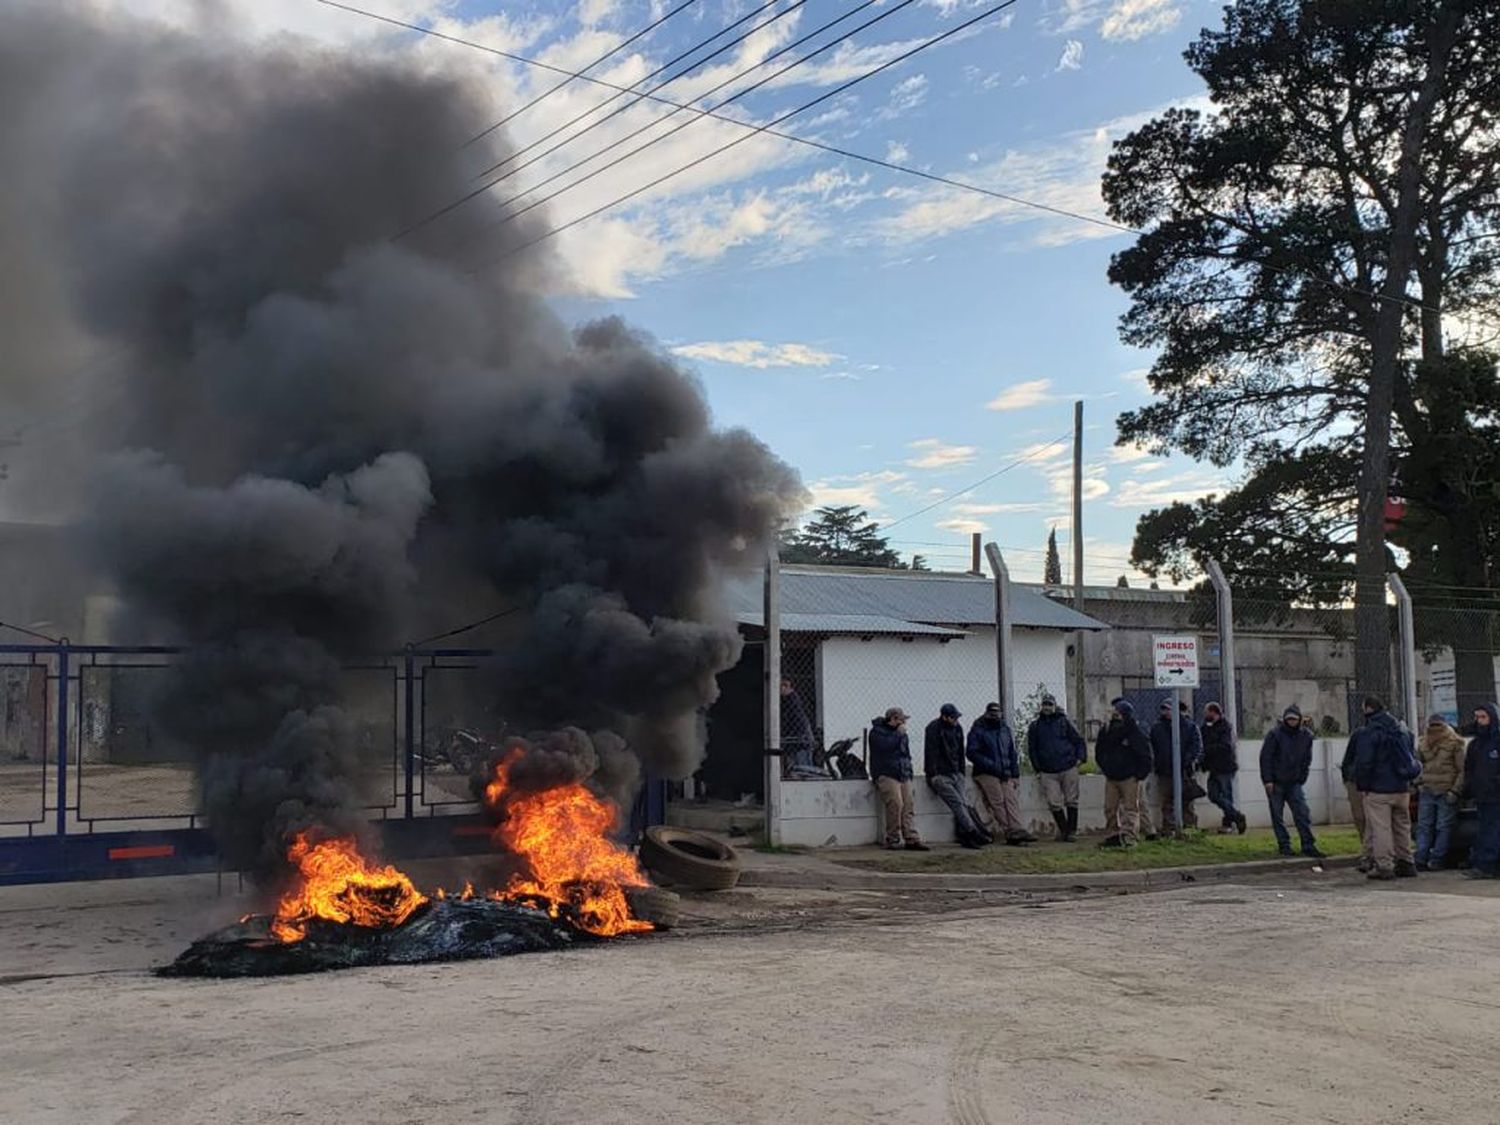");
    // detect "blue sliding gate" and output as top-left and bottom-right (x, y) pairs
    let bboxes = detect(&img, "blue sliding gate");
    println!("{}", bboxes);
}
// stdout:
(0, 643), (664, 885)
